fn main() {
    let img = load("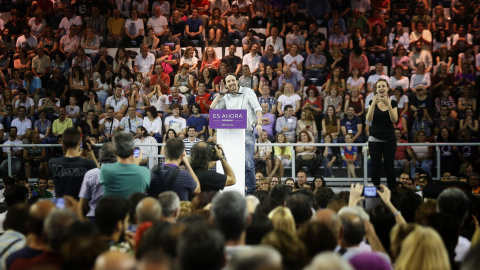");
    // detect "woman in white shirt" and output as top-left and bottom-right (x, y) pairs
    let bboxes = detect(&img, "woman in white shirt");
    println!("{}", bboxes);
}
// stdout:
(113, 48), (133, 74)
(346, 67), (365, 96)
(180, 46), (199, 77)
(143, 106), (163, 142)
(390, 65), (410, 92)
(283, 43), (304, 73)
(265, 27), (284, 54)
(277, 83), (301, 116)
(28, 10), (47, 38)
